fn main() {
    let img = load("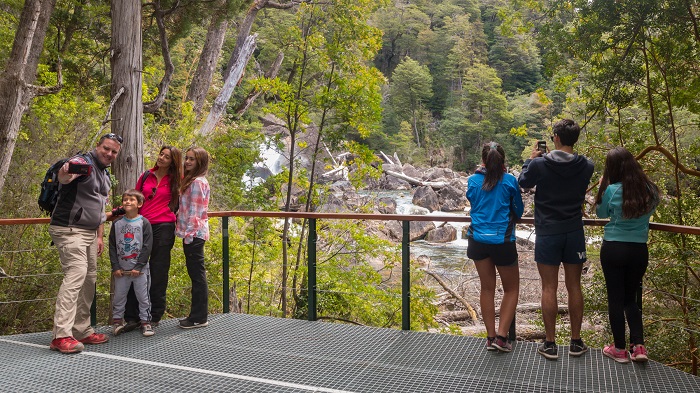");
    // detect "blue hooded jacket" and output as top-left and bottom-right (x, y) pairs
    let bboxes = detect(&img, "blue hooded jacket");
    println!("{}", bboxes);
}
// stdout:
(466, 168), (524, 244)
